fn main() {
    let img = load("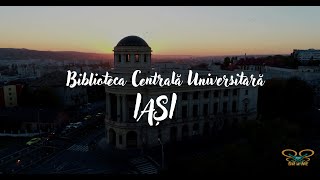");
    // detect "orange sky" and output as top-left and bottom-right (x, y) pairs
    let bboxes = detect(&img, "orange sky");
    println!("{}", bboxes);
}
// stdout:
(0, 7), (320, 56)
